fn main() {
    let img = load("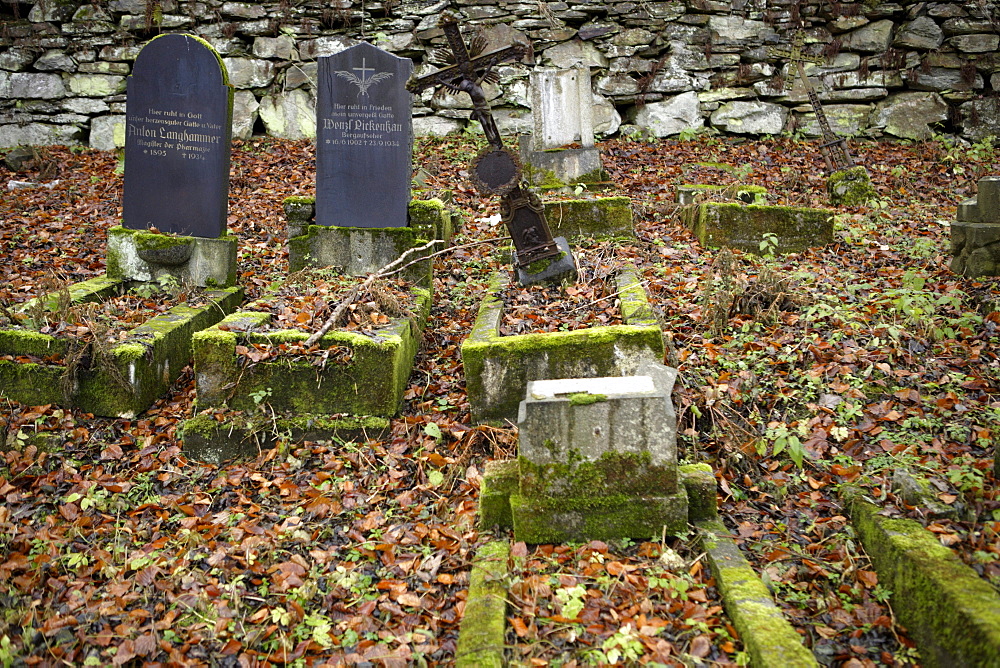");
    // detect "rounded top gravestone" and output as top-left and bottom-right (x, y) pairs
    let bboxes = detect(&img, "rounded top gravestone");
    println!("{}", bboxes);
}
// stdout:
(123, 33), (233, 238)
